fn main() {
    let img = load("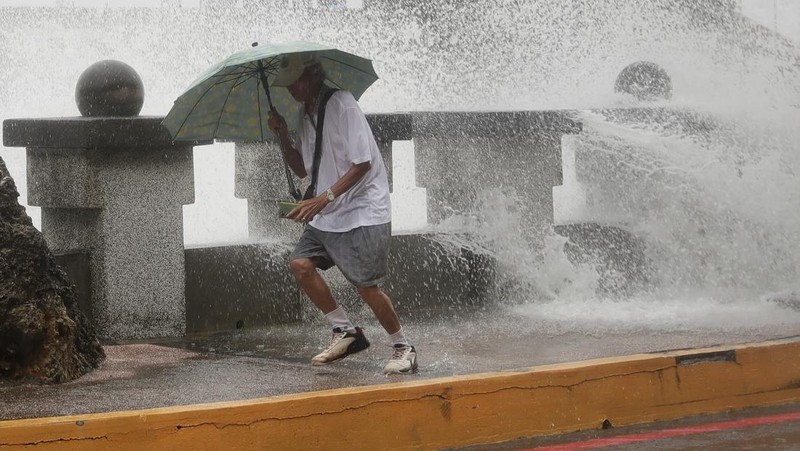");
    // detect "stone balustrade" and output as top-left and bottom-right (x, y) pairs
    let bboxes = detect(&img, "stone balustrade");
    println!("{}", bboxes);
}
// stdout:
(3, 117), (205, 340)
(4, 110), (585, 337)
(235, 110), (581, 239)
